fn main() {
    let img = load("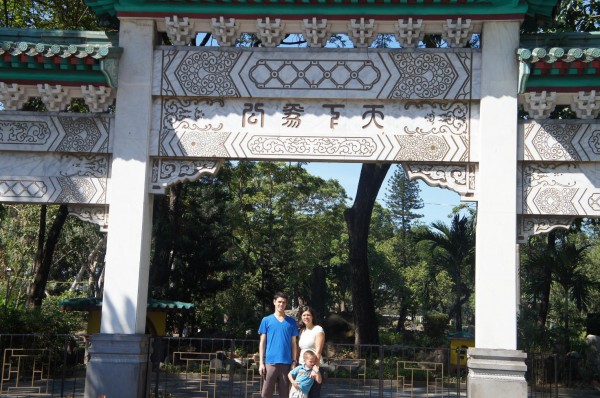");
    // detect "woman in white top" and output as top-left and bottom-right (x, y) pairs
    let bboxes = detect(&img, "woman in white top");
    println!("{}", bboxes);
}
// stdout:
(297, 306), (325, 398)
